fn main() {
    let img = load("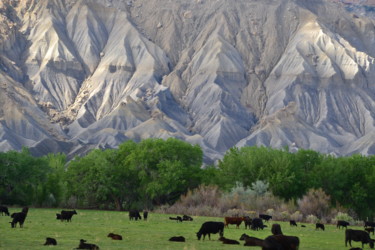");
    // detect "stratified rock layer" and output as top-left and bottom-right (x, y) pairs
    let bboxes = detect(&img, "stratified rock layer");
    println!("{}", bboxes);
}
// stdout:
(0, 0), (374, 163)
